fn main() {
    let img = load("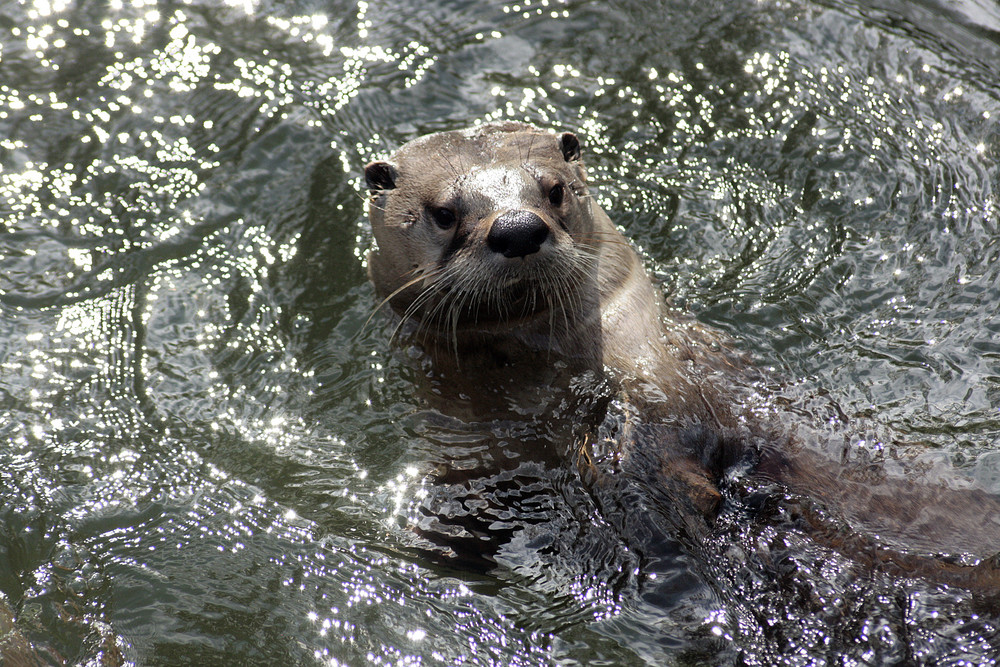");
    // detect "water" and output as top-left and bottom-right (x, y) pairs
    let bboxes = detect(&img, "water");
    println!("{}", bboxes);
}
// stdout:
(1, 0), (998, 664)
